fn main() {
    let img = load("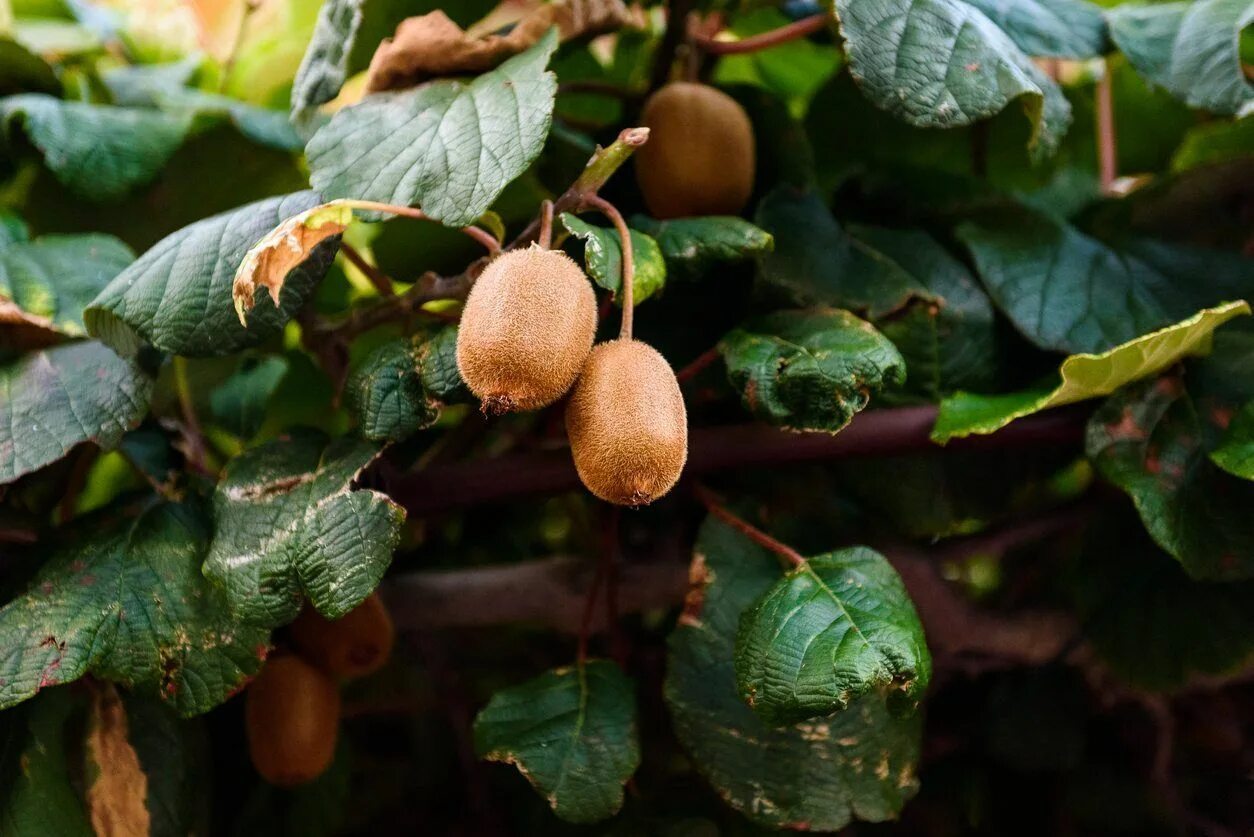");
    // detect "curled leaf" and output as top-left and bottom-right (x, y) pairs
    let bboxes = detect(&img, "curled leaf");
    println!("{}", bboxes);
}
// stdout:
(366, 0), (632, 92)
(233, 201), (353, 326)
